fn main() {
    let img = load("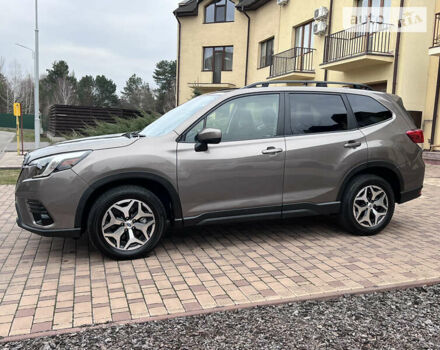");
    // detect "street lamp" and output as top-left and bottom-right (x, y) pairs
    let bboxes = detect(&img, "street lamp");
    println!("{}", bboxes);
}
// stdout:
(34, 0), (40, 149)
(14, 1), (40, 149)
